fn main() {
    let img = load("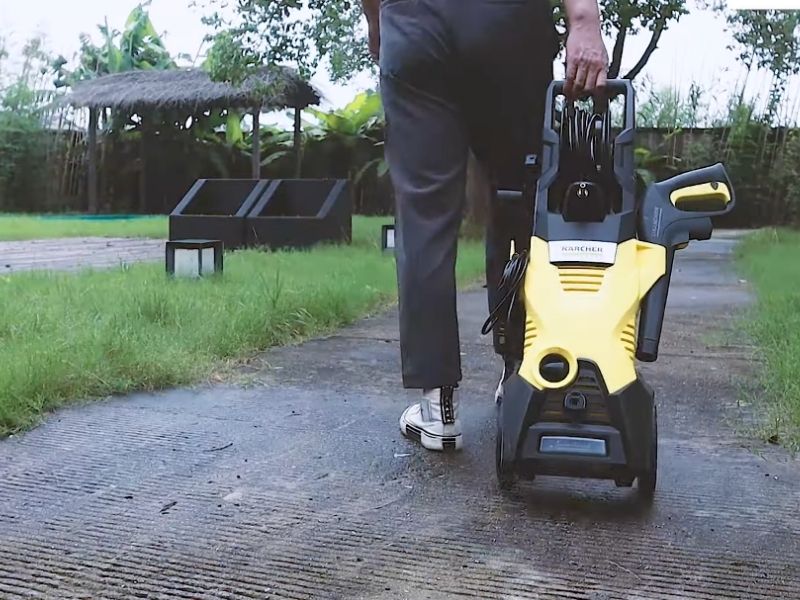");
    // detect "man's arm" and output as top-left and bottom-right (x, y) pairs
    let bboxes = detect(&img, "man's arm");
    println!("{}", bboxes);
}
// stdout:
(362, 0), (381, 62)
(562, 0), (609, 99)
